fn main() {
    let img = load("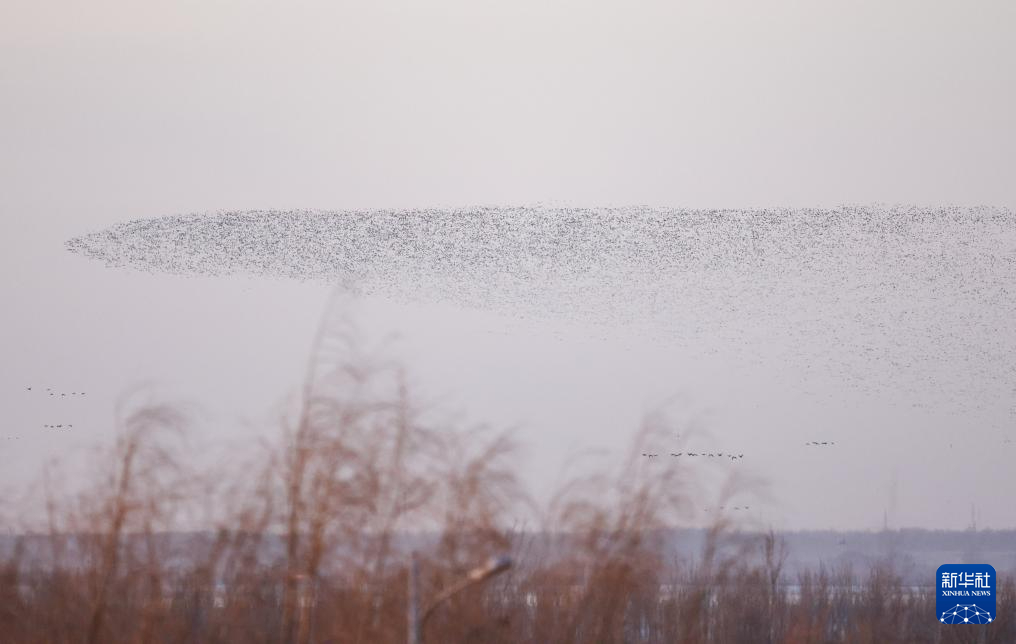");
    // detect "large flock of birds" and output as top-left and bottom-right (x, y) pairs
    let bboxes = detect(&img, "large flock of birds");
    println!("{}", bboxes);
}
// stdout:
(64, 205), (1016, 427)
